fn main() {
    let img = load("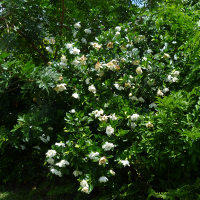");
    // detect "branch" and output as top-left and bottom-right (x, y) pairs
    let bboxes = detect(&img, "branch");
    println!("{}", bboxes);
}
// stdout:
(16, 29), (48, 63)
(0, 16), (48, 63)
